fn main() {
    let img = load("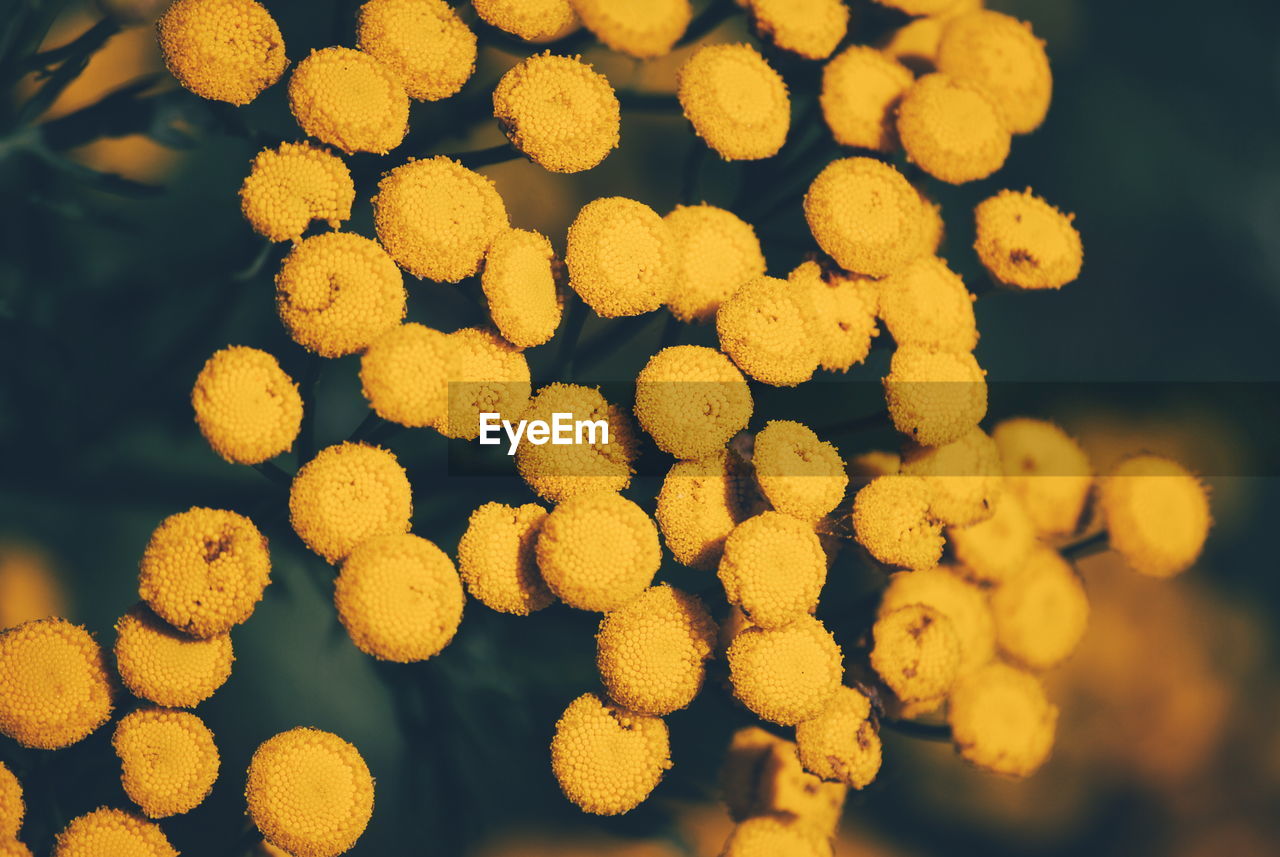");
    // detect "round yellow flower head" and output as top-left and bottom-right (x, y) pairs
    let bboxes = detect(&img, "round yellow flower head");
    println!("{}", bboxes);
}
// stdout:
(550, 693), (671, 815)
(474, 0), (579, 42)
(947, 661), (1057, 777)
(481, 229), (563, 348)
(804, 157), (924, 278)
(716, 276), (820, 387)
(992, 417), (1092, 536)
(157, 0), (286, 105)
(880, 16), (946, 74)
(883, 345), (987, 447)
(536, 492), (660, 612)
(276, 232), (406, 358)
(1100, 455), (1210, 579)
(655, 450), (756, 570)
(901, 427), (1003, 527)
(753, 420), (847, 524)
(373, 156), (509, 282)
(718, 511), (827, 629)
(897, 72), (1010, 184)
(937, 10), (1050, 134)
(664, 204), (766, 324)
(871, 604), (960, 705)
(596, 584), (717, 715)
(571, 0), (691, 58)
(788, 261), (879, 373)
(851, 476), (943, 569)
(795, 685), (881, 789)
(721, 728), (845, 839)
(878, 256), (978, 353)
(634, 346), (752, 460)
(748, 0), (849, 60)
(0, 619), (112, 749)
(874, 0), (963, 14)
(113, 604), (233, 708)
(0, 762), (22, 841)
(192, 345), (303, 465)
(457, 502), (554, 615)
(820, 45), (914, 152)
(139, 507), (271, 638)
(0, 840), (30, 857)
(289, 442), (413, 564)
(974, 189), (1082, 290)
(677, 43), (790, 161)
(727, 615), (843, 725)
(239, 142), (355, 243)
(356, 0), (475, 101)
(948, 492), (1035, 585)
(515, 383), (637, 502)
(493, 53), (620, 174)
(992, 545), (1088, 670)
(879, 567), (994, 676)
(288, 47), (408, 155)
(442, 327), (532, 440)
(721, 816), (833, 857)
(52, 808), (177, 857)
(246, 728), (374, 857)
(112, 708), (219, 818)
(335, 534), (464, 662)
(359, 323), (453, 428)
(566, 197), (674, 317)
